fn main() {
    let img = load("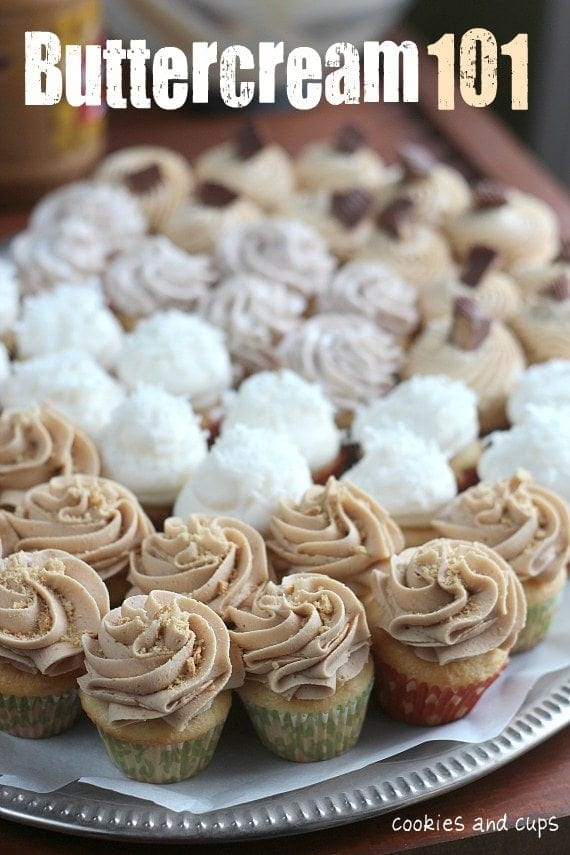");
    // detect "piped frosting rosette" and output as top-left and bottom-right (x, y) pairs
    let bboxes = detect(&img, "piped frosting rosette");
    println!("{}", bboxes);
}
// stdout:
(0, 405), (100, 509)
(267, 478), (404, 595)
(128, 515), (270, 619)
(78, 590), (233, 730)
(510, 290), (570, 363)
(0, 549), (109, 676)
